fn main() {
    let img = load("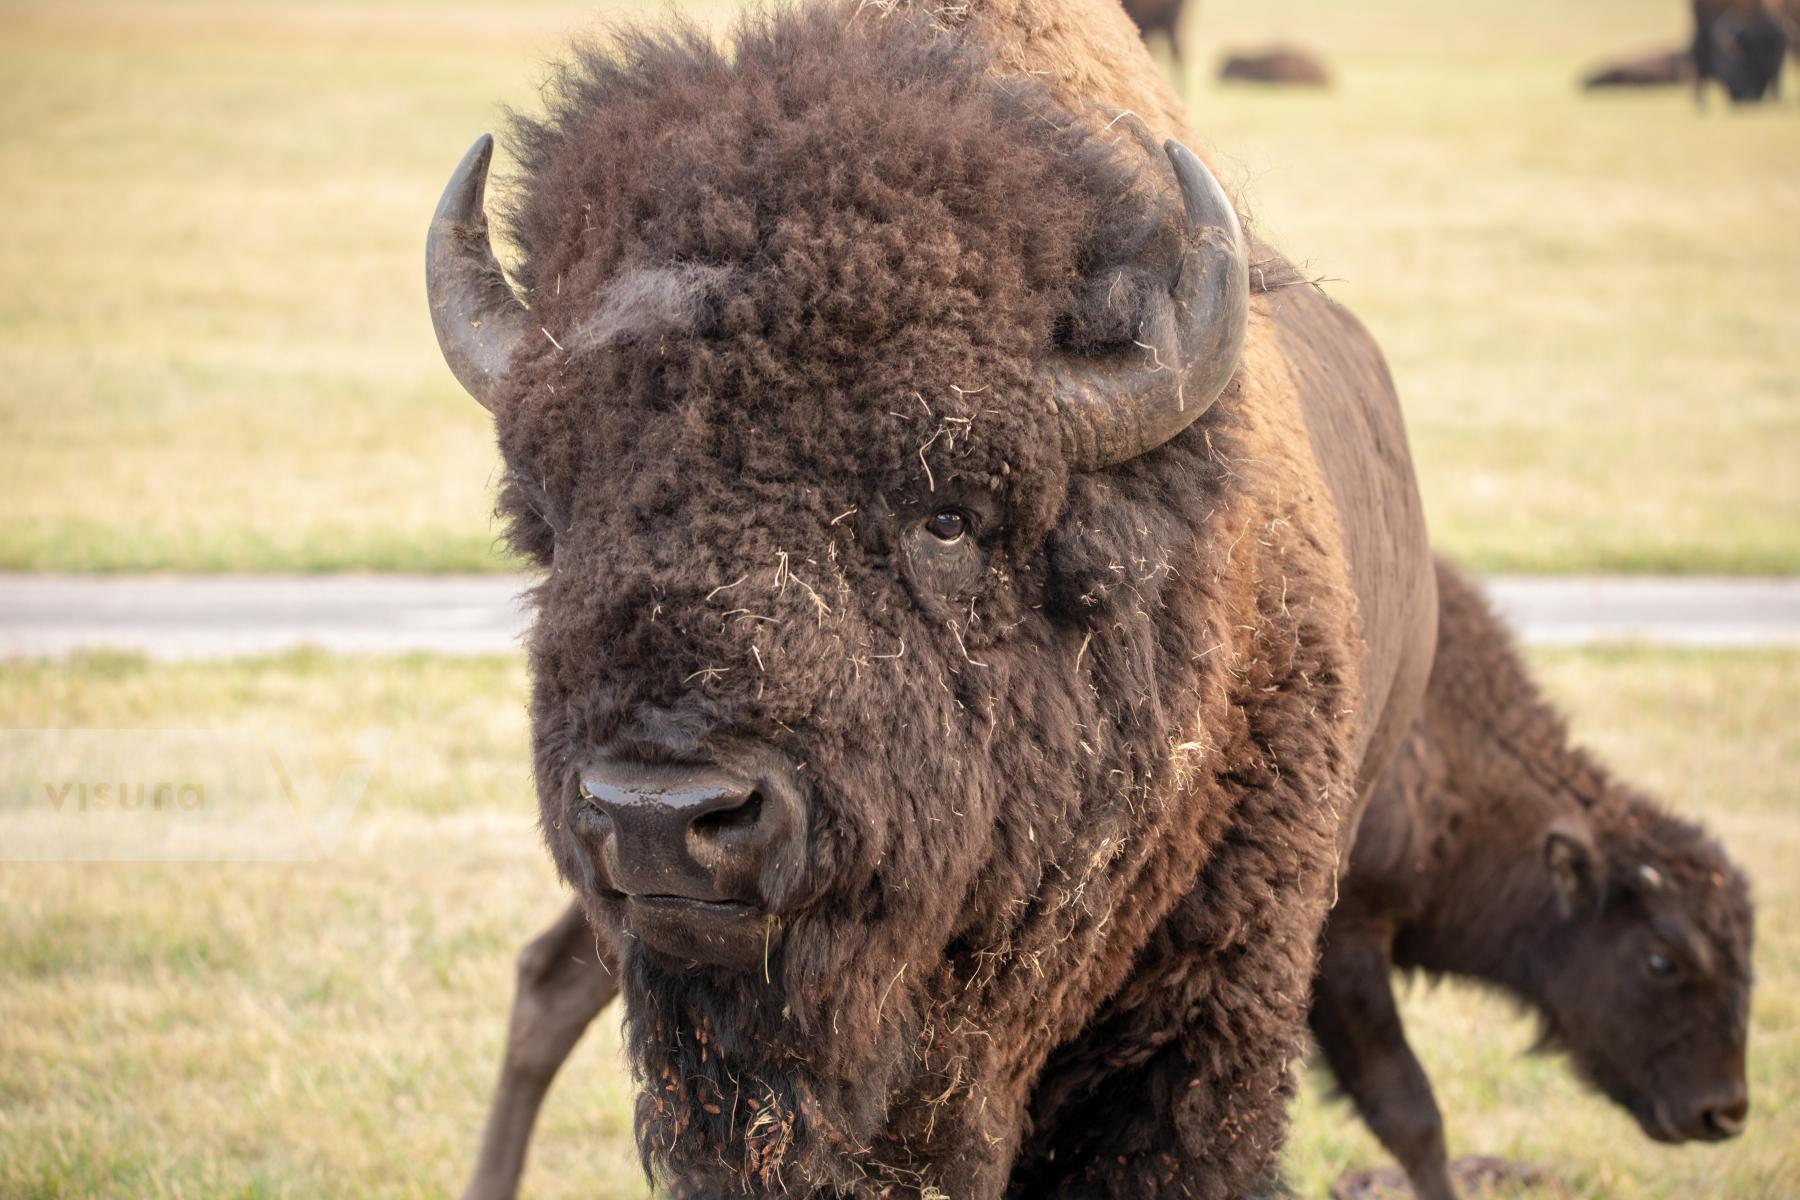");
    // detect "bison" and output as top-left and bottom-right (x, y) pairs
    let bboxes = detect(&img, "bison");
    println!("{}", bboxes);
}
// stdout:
(1218, 46), (1333, 88)
(1692, 0), (1790, 102)
(1120, 0), (1192, 66)
(1581, 47), (1697, 90)
(427, 0), (1436, 1195)
(1311, 561), (1756, 1200)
